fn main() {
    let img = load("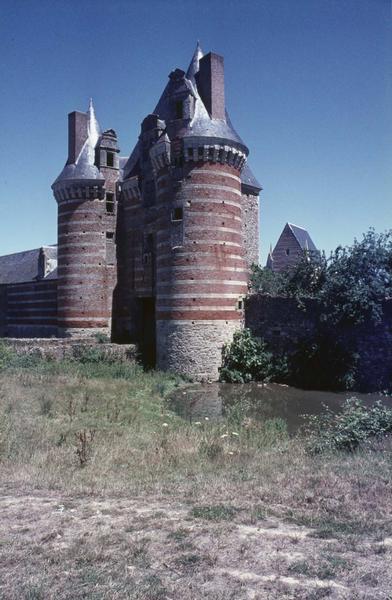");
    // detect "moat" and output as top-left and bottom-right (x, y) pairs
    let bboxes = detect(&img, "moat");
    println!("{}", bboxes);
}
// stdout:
(169, 382), (392, 433)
